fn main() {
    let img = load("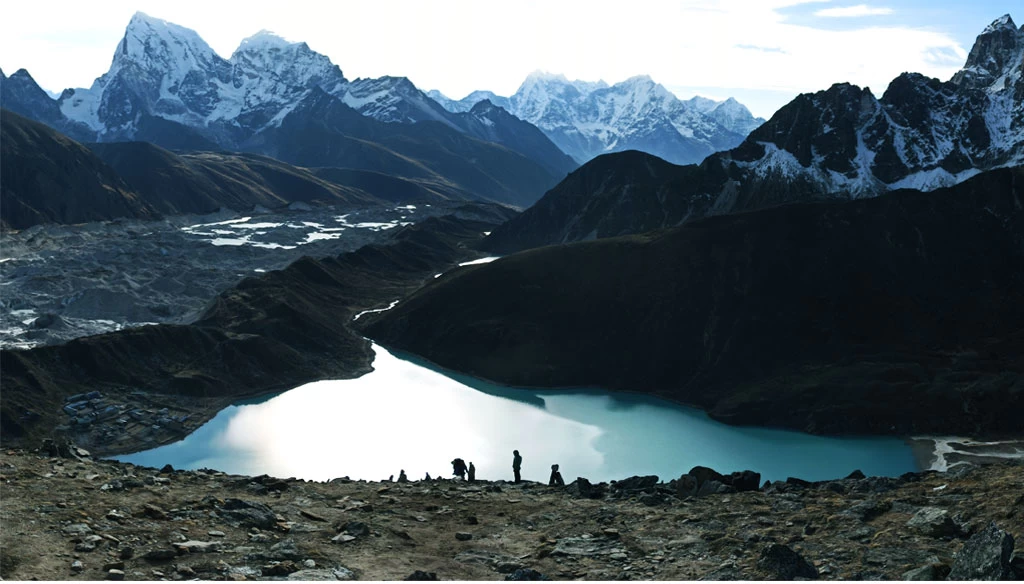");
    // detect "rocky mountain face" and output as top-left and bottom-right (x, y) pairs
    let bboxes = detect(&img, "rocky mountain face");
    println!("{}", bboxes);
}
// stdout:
(367, 166), (1024, 437)
(729, 15), (1022, 195)
(429, 72), (765, 165)
(485, 15), (1024, 252)
(0, 110), (155, 229)
(7, 13), (575, 207)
